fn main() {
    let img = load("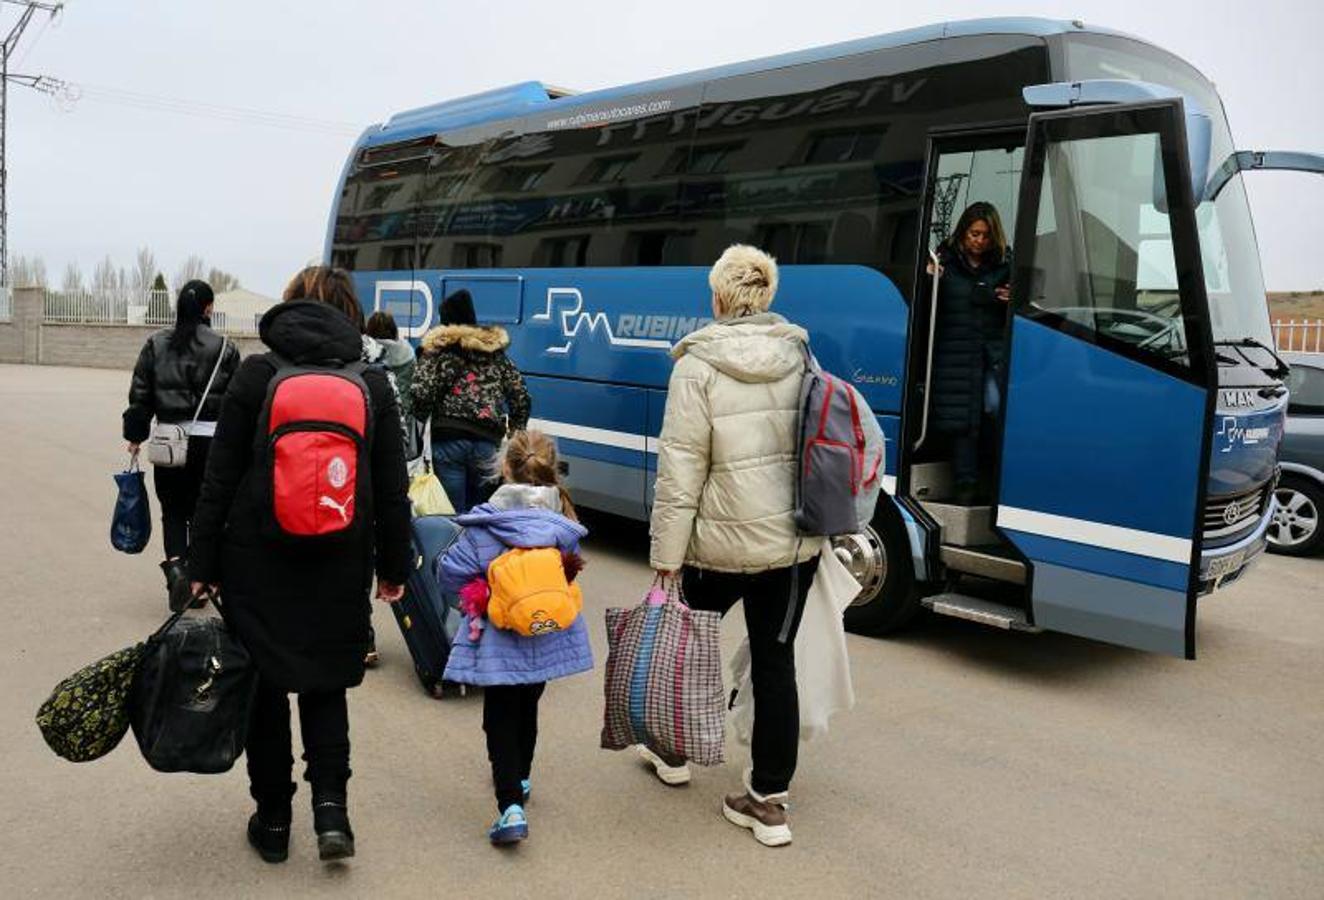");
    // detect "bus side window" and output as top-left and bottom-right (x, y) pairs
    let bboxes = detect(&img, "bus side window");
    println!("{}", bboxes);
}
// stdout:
(332, 138), (431, 273)
(417, 141), (494, 272)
